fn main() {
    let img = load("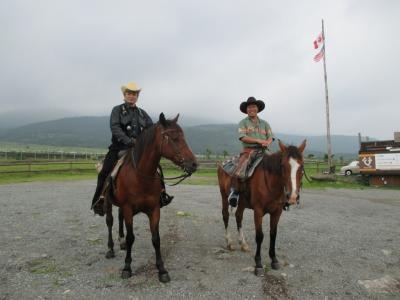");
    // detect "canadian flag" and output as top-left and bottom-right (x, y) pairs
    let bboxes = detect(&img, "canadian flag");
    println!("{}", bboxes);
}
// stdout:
(313, 32), (324, 49)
